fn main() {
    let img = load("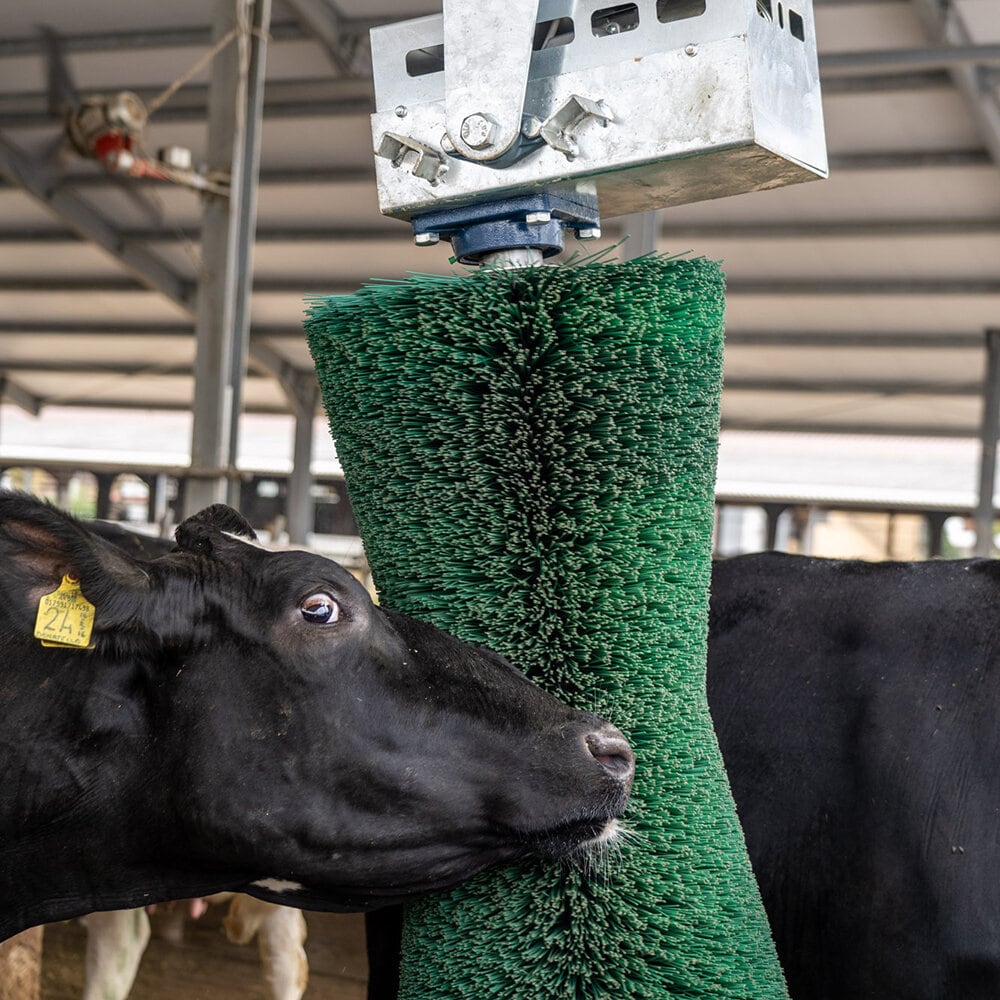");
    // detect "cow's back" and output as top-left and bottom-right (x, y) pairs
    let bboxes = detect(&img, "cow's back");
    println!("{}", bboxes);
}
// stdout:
(708, 552), (1000, 1000)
